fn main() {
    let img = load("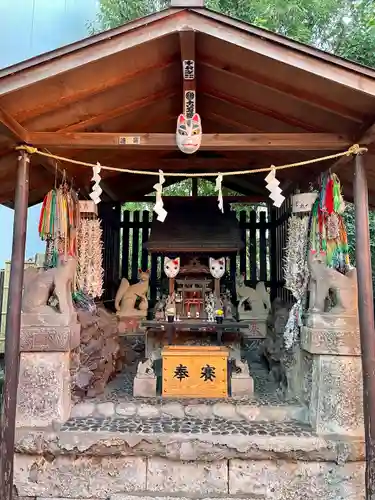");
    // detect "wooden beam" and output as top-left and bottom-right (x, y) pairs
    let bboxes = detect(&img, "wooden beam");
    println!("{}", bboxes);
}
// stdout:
(0, 107), (29, 142)
(119, 194), (266, 202)
(179, 29), (196, 115)
(331, 121), (375, 172)
(27, 132), (351, 150)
